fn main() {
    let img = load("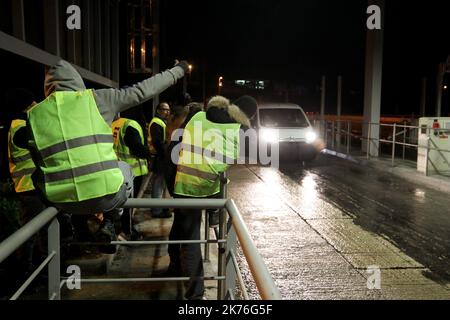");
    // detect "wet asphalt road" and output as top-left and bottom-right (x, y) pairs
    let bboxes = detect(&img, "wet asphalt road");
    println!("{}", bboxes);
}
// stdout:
(282, 155), (450, 281)
(228, 153), (450, 299)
